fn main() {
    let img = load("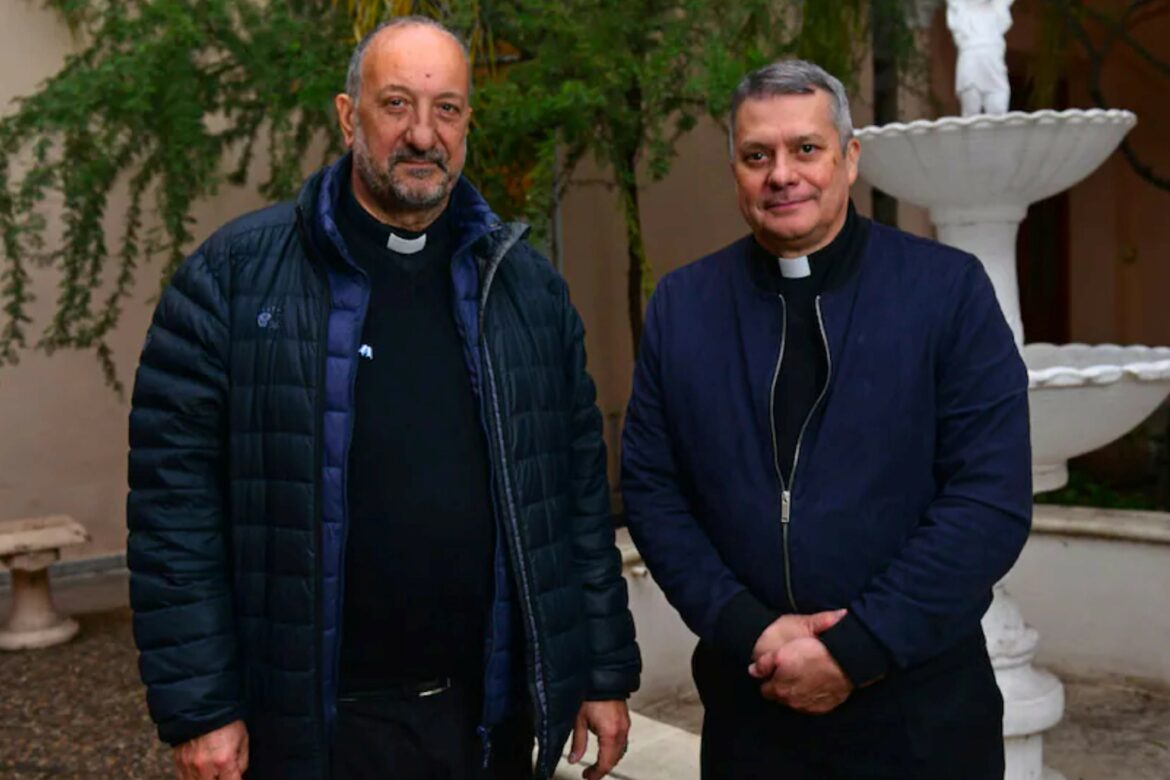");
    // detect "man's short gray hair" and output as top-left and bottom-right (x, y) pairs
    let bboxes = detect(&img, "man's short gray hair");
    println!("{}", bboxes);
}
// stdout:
(728, 60), (854, 156)
(344, 16), (471, 104)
